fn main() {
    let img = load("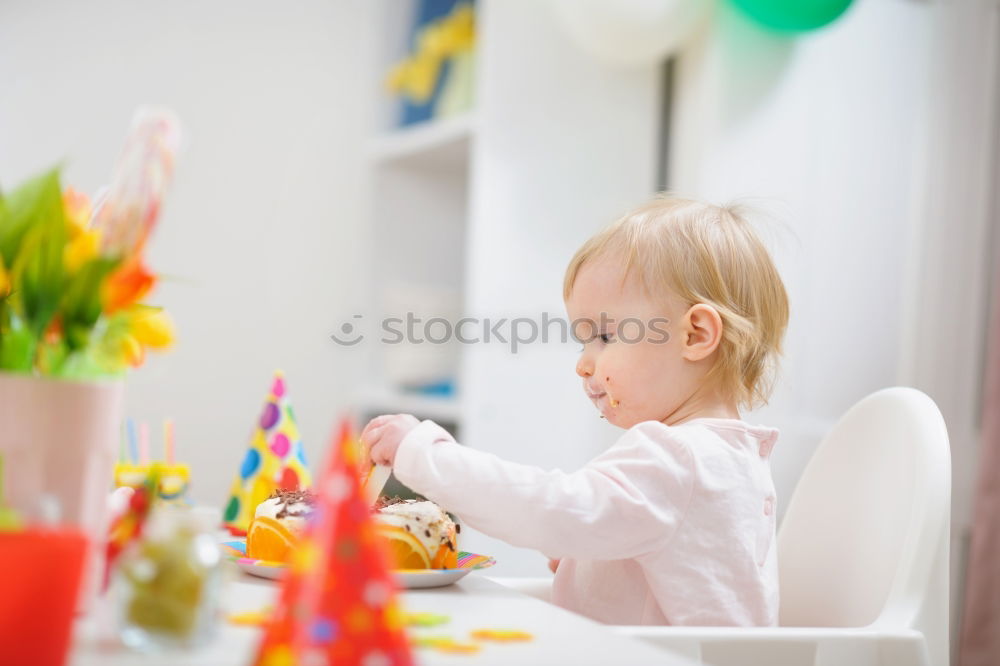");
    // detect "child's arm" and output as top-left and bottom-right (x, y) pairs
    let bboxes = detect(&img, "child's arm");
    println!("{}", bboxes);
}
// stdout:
(372, 418), (696, 561)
